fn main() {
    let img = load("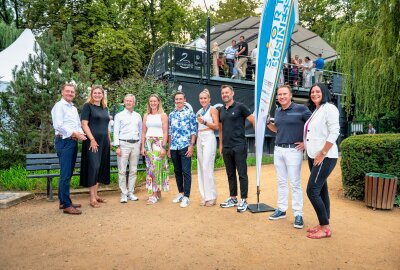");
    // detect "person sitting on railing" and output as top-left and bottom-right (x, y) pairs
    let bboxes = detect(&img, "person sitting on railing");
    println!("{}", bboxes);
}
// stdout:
(223, 40), (237, 77)
(217, 52), (226, 77)
(232, 36), (249, 80)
